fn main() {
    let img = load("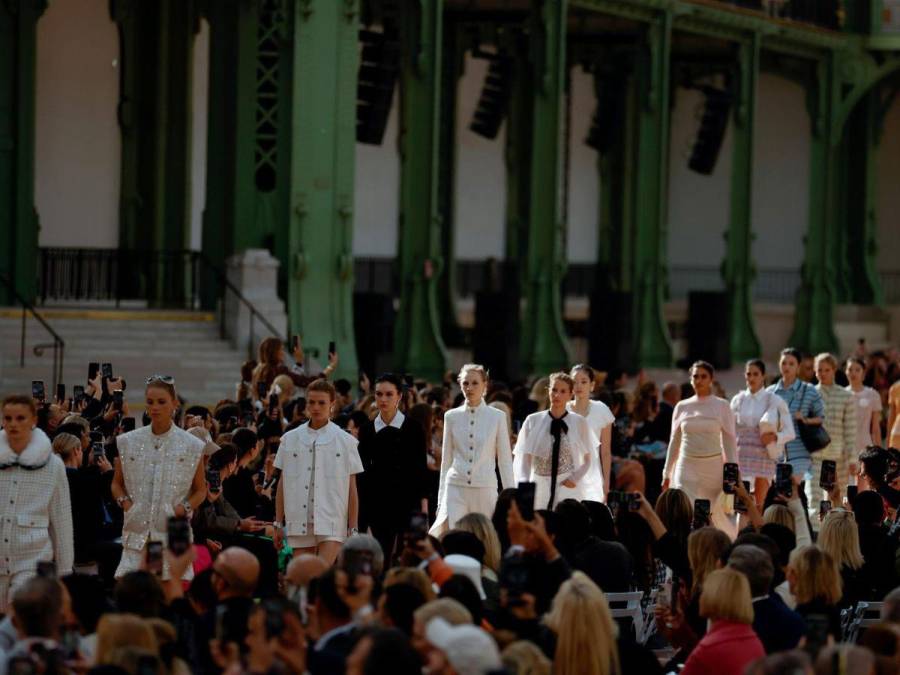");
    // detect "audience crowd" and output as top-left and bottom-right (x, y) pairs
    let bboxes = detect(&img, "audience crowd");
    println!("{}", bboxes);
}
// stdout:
(4, 337), (900, 675)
